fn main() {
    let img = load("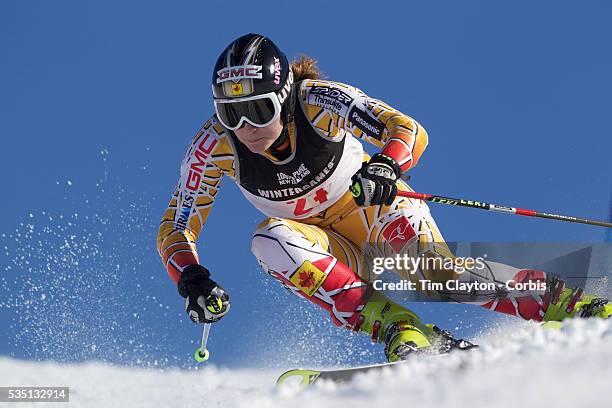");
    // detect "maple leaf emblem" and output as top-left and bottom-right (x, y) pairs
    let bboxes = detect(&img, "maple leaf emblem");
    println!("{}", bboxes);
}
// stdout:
(299, 270), (316, 288)
(388, 222), (408, 242)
